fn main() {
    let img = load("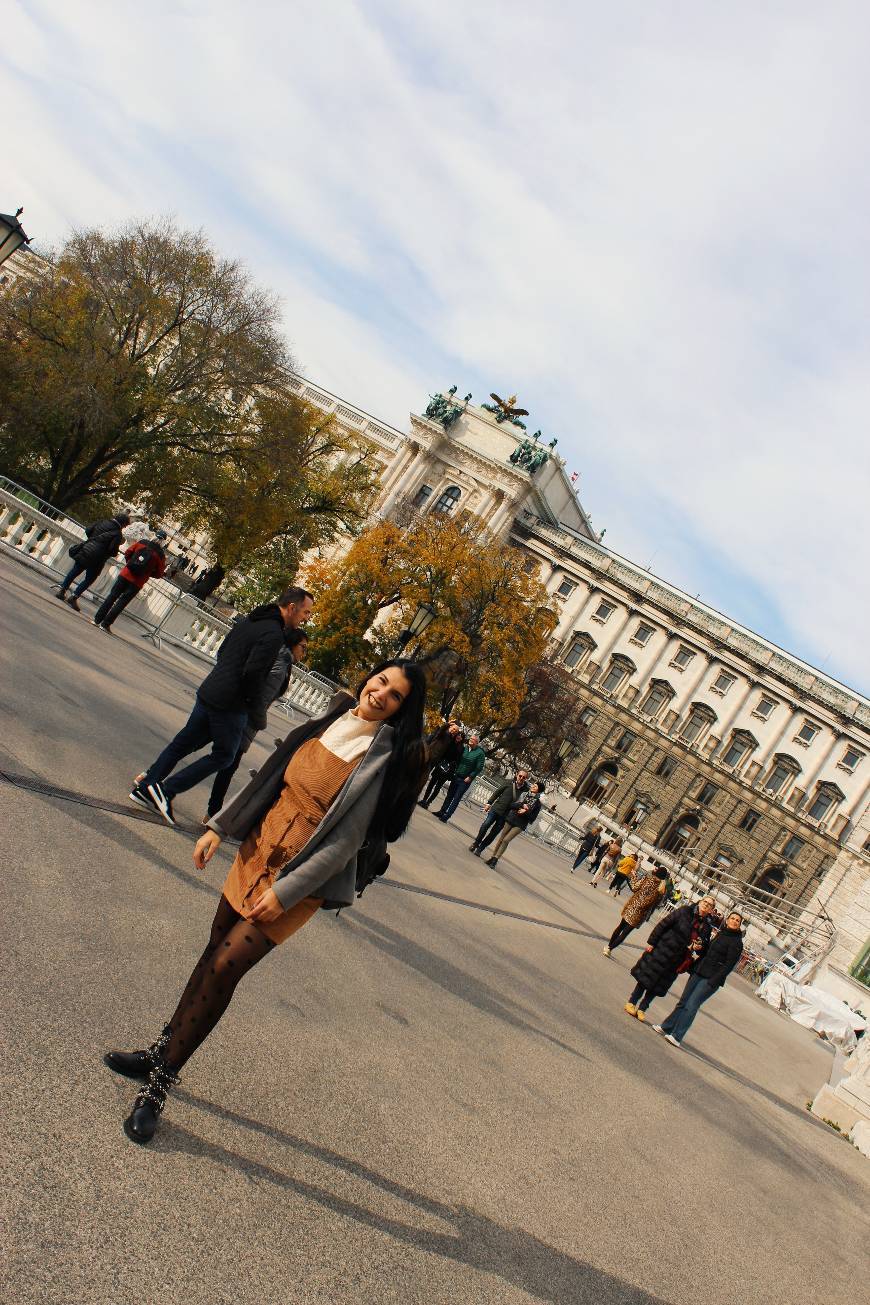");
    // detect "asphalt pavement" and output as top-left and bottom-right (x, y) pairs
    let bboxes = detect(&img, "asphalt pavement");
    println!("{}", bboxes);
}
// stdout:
(1, 554), (867, 1305)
